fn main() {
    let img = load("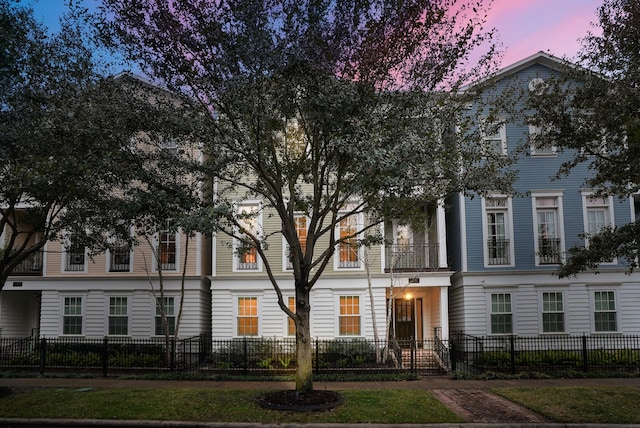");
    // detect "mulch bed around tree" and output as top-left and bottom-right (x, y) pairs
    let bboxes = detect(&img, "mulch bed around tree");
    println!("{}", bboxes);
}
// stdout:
(257, 390), (343, 412)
